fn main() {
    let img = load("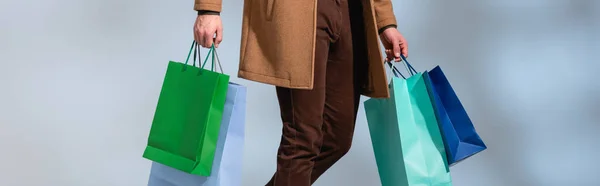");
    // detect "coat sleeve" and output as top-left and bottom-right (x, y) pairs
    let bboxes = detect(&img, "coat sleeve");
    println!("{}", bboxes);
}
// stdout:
(194, 0), (222, 12)
(373, 0), (397, 31)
